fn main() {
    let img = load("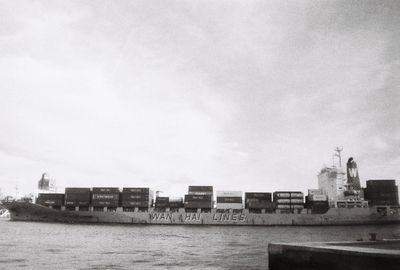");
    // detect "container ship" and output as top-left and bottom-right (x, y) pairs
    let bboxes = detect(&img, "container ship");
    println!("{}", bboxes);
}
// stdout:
(3, 151), (400, 226)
